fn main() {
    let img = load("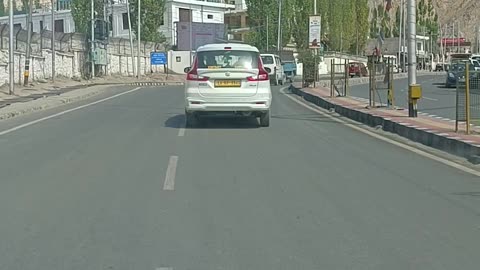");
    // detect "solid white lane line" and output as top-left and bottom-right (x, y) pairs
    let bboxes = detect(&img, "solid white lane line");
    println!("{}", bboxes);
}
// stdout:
(280, 87), (480, 177)
(423, 96), (438, 101)
(0, 87), (142, 136)
(163, 156), (179, 191)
